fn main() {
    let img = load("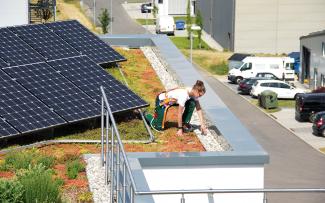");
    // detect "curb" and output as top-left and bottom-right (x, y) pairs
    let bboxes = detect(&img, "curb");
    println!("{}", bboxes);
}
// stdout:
(212, 75), (325, 155)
